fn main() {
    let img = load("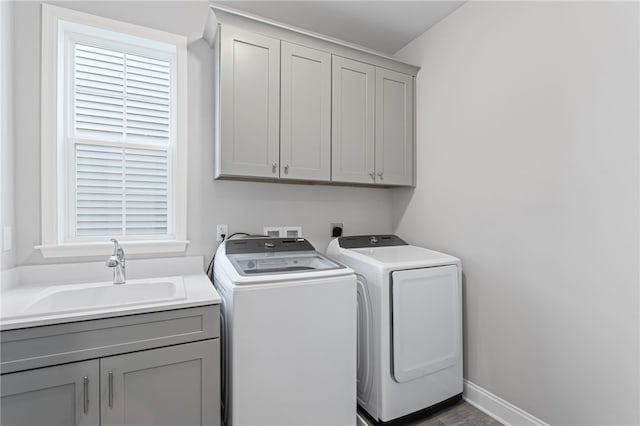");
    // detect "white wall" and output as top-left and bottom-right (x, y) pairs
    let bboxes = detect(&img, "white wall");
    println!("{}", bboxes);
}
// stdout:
(1, 1), (15, 270)
(393, 2), (639, 425)
(11, 1), (393, 266)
